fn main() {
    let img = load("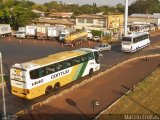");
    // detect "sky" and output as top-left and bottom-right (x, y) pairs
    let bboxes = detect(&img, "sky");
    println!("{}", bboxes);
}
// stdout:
(31, 0), (137, 6)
